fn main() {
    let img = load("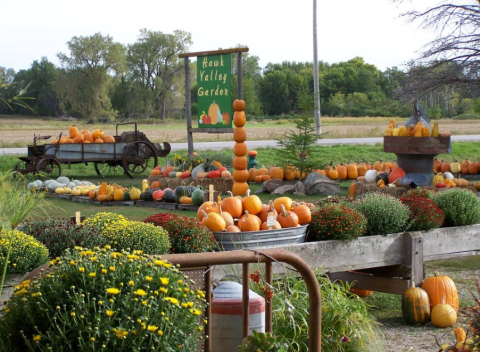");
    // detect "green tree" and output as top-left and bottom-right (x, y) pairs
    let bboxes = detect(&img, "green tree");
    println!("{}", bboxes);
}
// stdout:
(57, 32), (126, 120)
(127, 29), (192, 120)
(14, 58), (61, 116)
(275, 87), (321, 179)
(258, 70), (291, 115)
